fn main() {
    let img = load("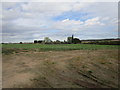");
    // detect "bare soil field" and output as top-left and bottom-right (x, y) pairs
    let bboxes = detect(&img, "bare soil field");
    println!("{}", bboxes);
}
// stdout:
(2, 49), (118, 88)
